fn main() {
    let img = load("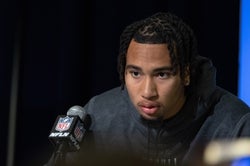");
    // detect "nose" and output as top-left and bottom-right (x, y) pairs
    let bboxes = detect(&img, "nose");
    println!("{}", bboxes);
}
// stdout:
(141, 77), (158, 100)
